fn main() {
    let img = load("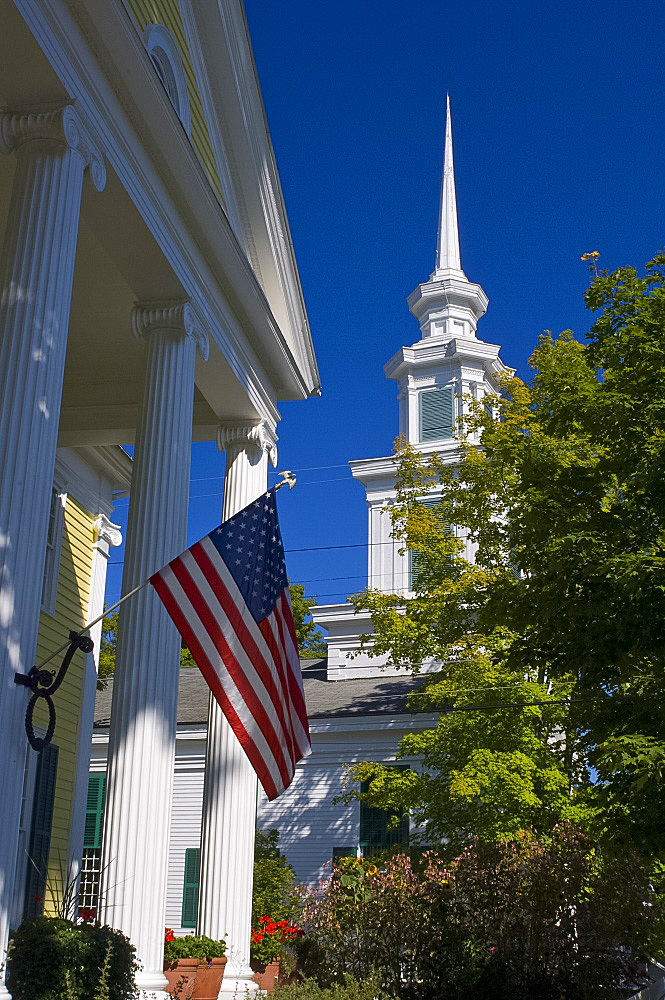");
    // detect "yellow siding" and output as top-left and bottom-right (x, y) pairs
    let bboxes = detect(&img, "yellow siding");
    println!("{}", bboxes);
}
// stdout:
(34, 499), (96, 910)
(122, 0), (224, 203)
